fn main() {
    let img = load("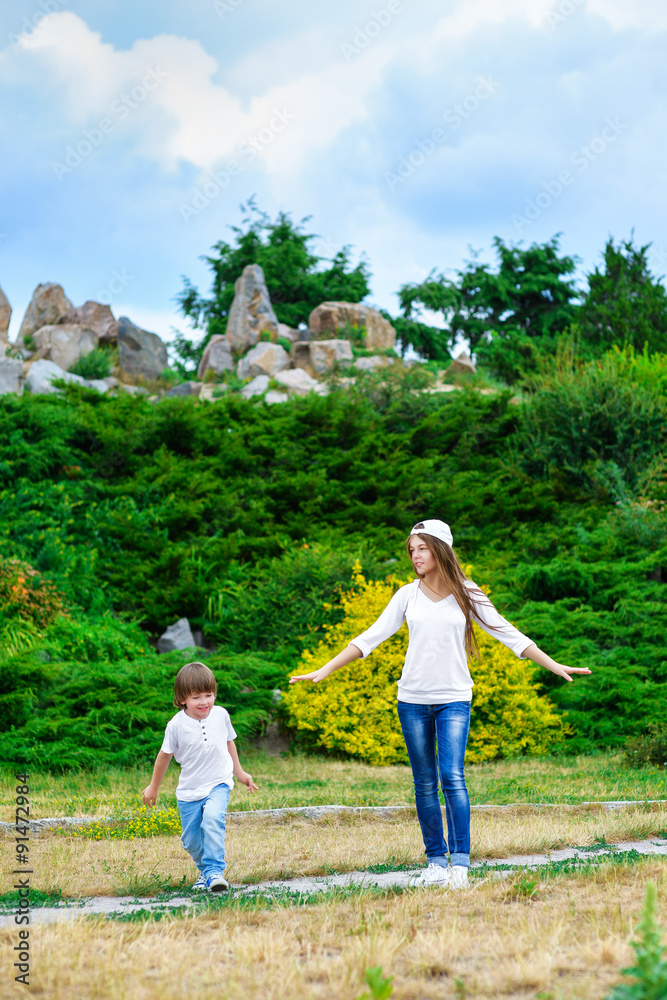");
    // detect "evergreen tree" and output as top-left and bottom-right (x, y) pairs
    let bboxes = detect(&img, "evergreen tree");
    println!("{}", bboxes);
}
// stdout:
(578, 237), (667, 355)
